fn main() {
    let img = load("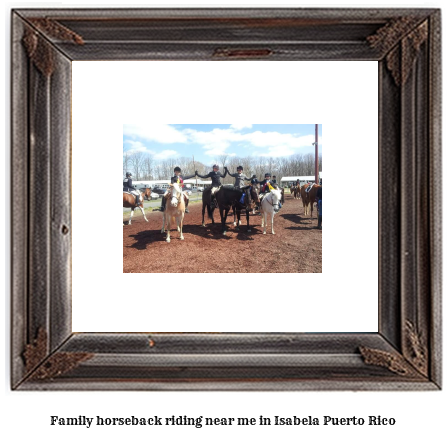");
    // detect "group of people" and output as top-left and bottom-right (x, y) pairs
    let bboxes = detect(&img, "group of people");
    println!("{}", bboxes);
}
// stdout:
(123, 165), (326, 227)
